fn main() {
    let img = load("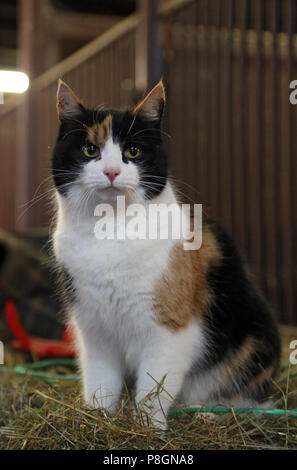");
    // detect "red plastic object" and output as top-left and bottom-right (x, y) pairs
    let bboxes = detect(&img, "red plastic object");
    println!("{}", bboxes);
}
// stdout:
(4, 300), (76, 358)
